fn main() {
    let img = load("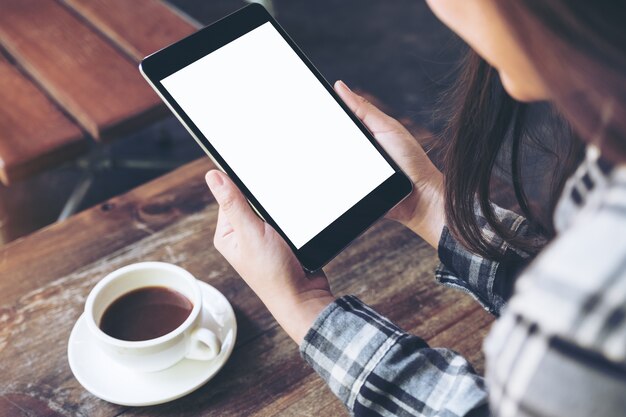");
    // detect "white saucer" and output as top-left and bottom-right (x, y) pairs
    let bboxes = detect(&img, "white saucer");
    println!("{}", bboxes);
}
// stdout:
(68, 281), (237, 406)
